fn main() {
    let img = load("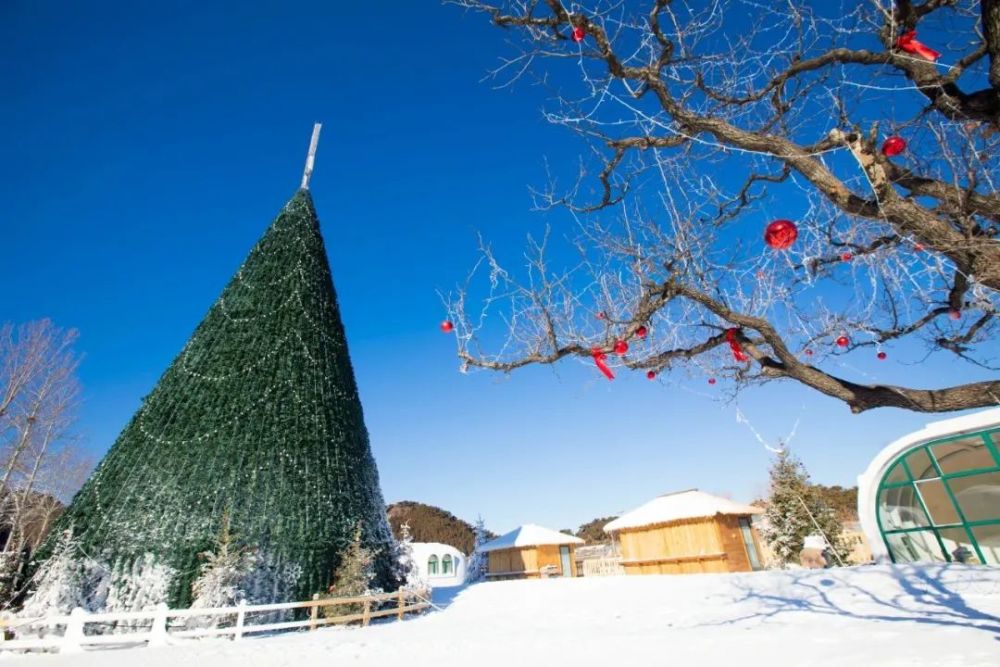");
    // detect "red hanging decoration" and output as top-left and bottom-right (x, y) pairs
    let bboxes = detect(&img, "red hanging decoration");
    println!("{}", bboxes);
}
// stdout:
(725, 328), (749, 362)
(708, 377), (717, 385)
(571, 26), (586, 43)
(881, 136), (907, 157)
(764, 219), (798, 250)
(877, 351), (887, 360)
(596, 311), (606, 320)
(841, 252), (853, 262)
(948, 309), (961, 320)
(592, 348), (614, 380)
(440, 320), (454, 333)
(895, 30), (940, 62)
(614, 340), (629, 356)
(646, 370), (656, 380)
(836, 335), (850, 348)
(804, 349), (814, 357)
(636, 325), (648, 338)
(914, 243), (924, 252)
